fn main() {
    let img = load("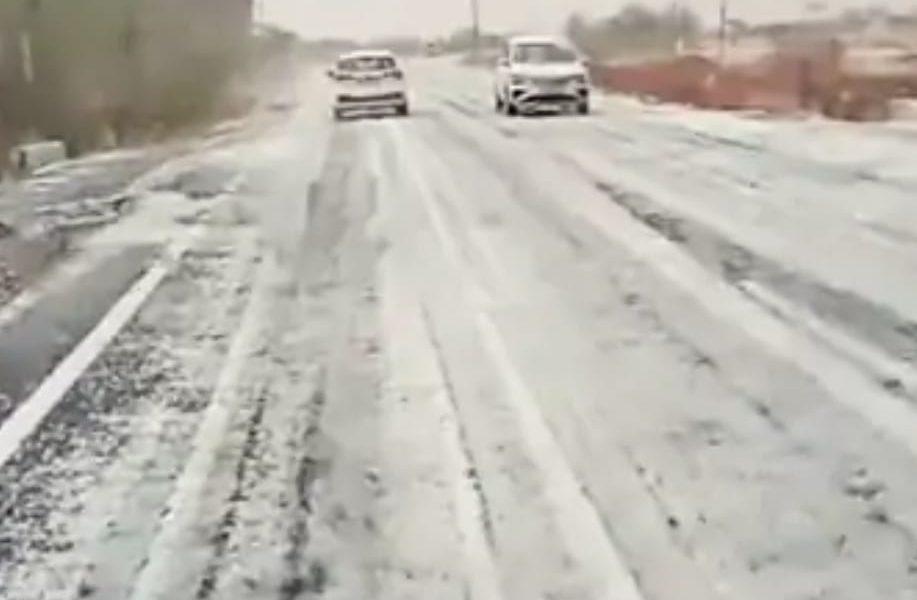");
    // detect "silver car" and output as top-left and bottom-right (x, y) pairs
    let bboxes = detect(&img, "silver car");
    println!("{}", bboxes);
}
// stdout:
(329, 50), (409, 120)
(494, 36), (590, 116)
